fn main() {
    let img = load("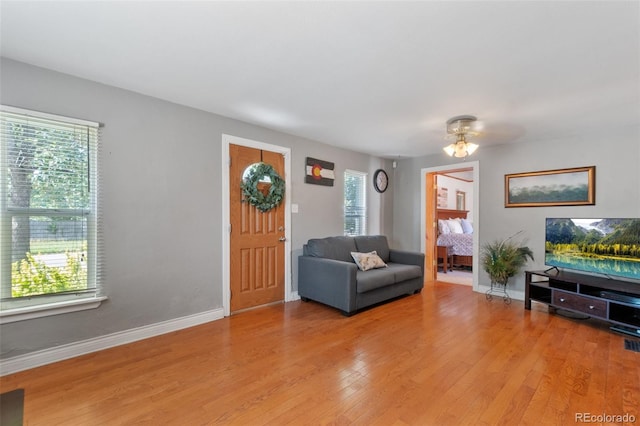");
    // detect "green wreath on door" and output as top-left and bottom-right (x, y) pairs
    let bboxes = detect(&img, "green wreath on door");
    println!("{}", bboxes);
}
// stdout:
(241, 163), (285, 212)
